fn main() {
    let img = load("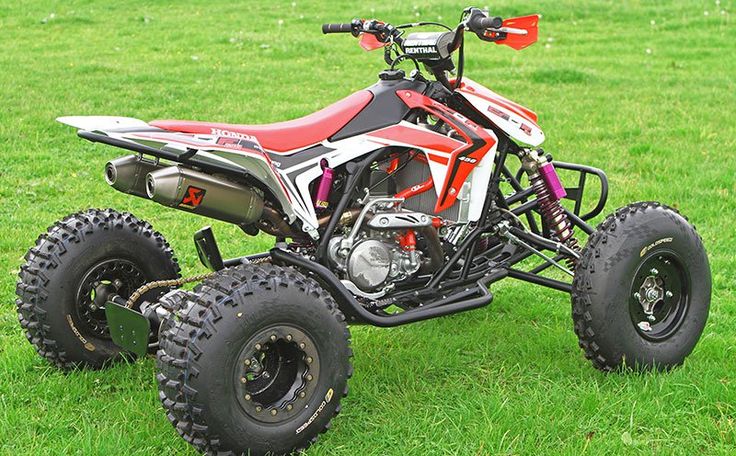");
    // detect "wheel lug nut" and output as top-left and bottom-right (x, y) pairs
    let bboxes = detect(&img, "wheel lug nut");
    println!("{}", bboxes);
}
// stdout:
(306, 357), (313, 364)
(306, 374), (313, 381)
(244, 359), (251, 366)
(255, 343), (261, 351)
(666, 291), (673, 298)
(299, 343), (306, 349)
(240, 377), (247, 384)
(256, 406), (262, 412)
(634, 292), (641, 300)
(638, 321), (652, 332)
(244, 394), (251, 401)
(286, 334), (292, 341)
(299, 391), (306, 398)
(650, 268), (659, 275)
(270, 334), (277, 342)
(271, 409), (278, 416)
